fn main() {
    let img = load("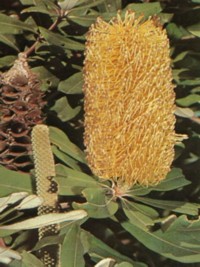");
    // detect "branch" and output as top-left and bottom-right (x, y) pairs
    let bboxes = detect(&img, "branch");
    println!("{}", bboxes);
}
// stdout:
(24, 16), (61, 57)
